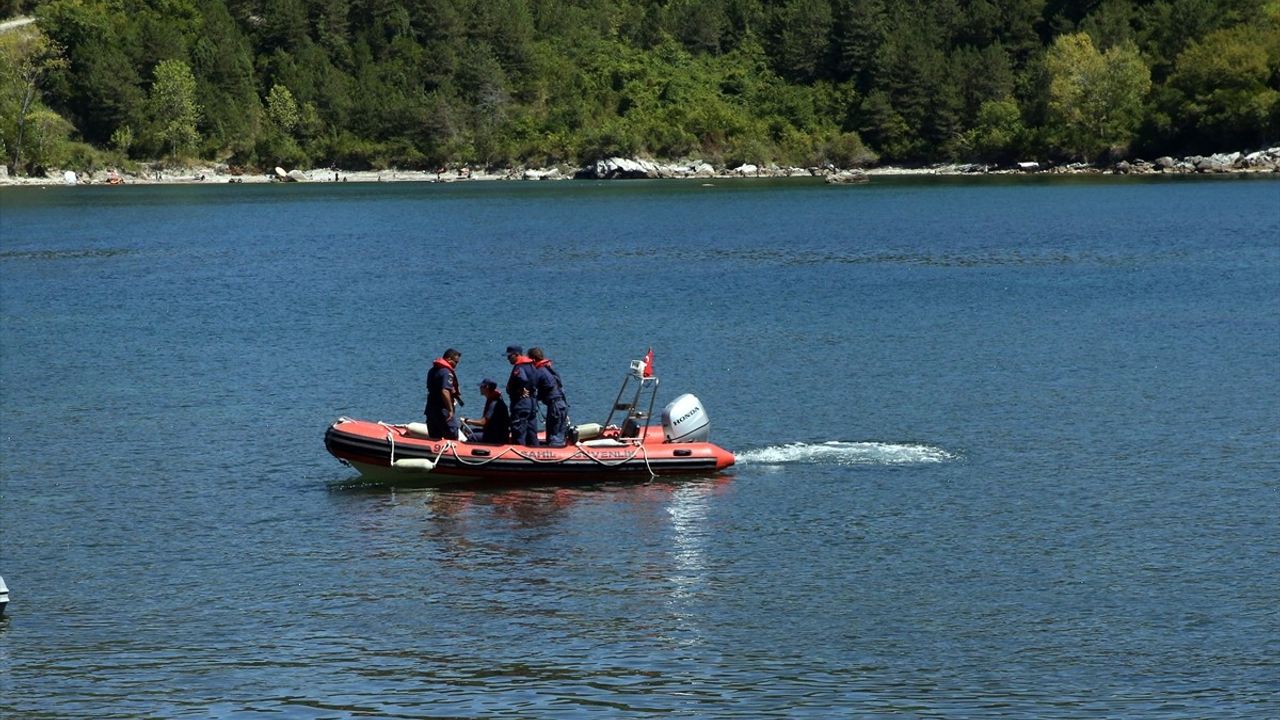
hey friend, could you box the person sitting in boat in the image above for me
[529,346,569,447]
[462,378,510,444]
[425,348,463,439]
[505,344,539,446]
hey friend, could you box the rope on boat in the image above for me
[446,444,523,466]
[445,439,656,478]
[373,421,657,477]
[641,443,656,478]
[381,423,451,472]
[431,441,451,466]
[444,444,594,467]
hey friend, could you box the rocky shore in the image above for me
[2,147,1276,187]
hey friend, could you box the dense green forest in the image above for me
[2,0,1278,174]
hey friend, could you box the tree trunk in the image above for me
[12,84,35,174]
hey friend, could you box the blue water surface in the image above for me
[1,175,1278,717]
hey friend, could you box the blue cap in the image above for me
[505,345,523,355]
[479,378,498,388]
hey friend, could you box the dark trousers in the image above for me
[426,407,459,440]
[543,399,568,447]
[509,397,539,446]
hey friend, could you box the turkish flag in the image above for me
[643,347,654,377]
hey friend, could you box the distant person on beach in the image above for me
[425,348,463,439]
[529,346,569,447]
[505,345,539,446]
[462,378,509,444]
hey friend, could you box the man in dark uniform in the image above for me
[462,378,509,444]
[424,348,462,439]
[505,344,539,446]
[529,346,569,447]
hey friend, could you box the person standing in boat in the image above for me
[529,347,569,447]
[462,378,510,444]
[425,348,463,439]
[505,344,539,446]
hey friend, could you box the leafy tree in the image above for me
[669,0,730,55]
[36,0,147,145]
[110,124,134,154]
[260,0,311,52]
[951,43,1015,123]
[191,0,261,157]
[858,89,912,159]
[1045,32,1150,160]
[313,0,354,67]
[266,83,301,133]
[831,0,886,91]
[137,9,191,70]
[957,97,1026,162]
[148,58,203,158]
[20,105,76,169]
[470,0,536,77]
[768,0,833,83]
[457,42,511,128]
[869,18,957,159]
[13,0,1279,170]
[1079,0,1136,50]
[823,130,877,166]
[1137,0,1262,77]
[1166,22,1280,150]
[0,26,69,174]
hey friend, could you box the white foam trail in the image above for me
[737,441,956,466]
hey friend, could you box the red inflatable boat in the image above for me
[325,359,735,485]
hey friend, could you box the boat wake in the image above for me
[736,441,956,466]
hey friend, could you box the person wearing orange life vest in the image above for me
[528,346,569,447]
[424,348,463,439]
[505,344,540,446]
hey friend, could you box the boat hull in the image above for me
[324,418,735,486]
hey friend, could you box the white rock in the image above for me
[691,162,715,177]
[593,157,660,179]
[523,168,562,180]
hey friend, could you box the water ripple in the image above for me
[0,247,133,261]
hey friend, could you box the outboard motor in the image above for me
[662,393,711,443]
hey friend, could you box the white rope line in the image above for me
[432,441,452,466]
[376,422,658,476]
[640,442,656,478]
[381,424,452,471]
[446,444,524,466]
[571,442,642,468]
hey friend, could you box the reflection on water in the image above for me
[667,483,711,601]
[662,483,714,649]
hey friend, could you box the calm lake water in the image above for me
[1,175,1277,717]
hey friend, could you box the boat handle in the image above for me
[673,449,692,457]
[471,449,491,456]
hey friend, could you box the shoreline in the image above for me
[2,148,1276,188]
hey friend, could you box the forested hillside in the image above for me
[2,0,1278,174]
